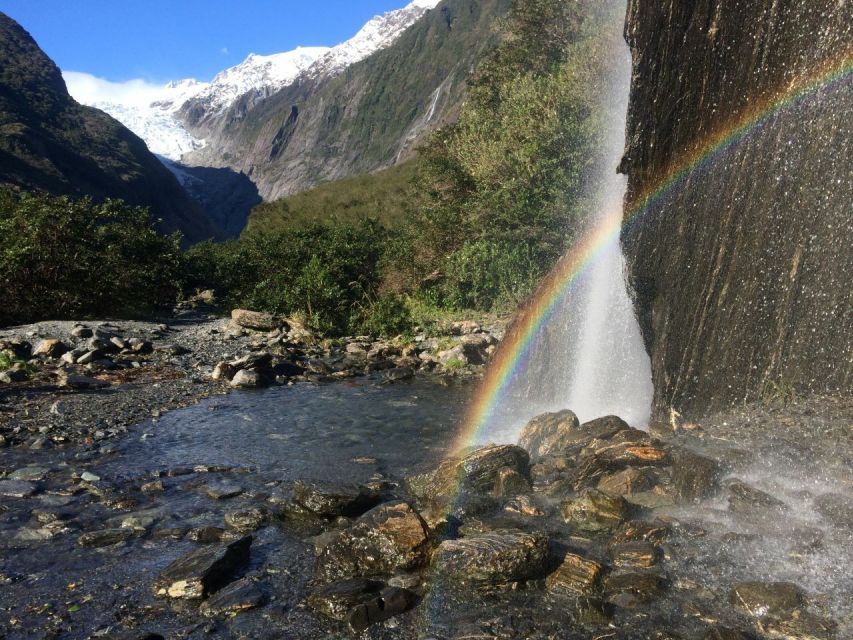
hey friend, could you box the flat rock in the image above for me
[204,482,244,500]
[78,528,138,547]
[153,536,252,599]
[317,501,430,580]
[9,466,49,482]
[58,372,109,390]
[560,489,632,533]
[432,530,550,585]
[727,480,787,513]
[292,480,380,519]
[608,541,660,568]
[518,410,580,461]
[730,581,805,619]
[545,552,603,595]
[604,572,667,608]
[199,577,266,617]
[0,479,38,498]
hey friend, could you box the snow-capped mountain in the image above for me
[306,0,441,78]
[65,0,441,163]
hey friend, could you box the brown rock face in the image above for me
[518,410,580,461]
[621,0,852,418]
[433,530,550,585]
[545,552,603,595]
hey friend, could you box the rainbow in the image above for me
[453,51,853,453]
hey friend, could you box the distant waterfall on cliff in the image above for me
[483,8,653,442]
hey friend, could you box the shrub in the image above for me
[0,189,184,326]
[352,294,412,337]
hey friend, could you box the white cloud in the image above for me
[62,71,166,108]
[220,47,230,55]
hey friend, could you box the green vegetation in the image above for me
[0,190,184,326]
[246,161,417,233]
[1,0,625,339]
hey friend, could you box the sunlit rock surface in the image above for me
[621,0,852,418]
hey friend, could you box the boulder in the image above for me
[199,577,266,617]
[153,536,252,599]
[224,507,268,533]
[727,480,787,514]
[545,552,603,595]
[212,362,236,381]
[608,542,660,568]
[813,493,853,529]
[231,309,280,331]
[518,410,580,461]
[317,501,430,580]
[560,490,632,533]
[671,449,721,503]
[597,467,659,497]
[229,369,264,389]
[292,480,380,519]
[406,444,530,503]
[729,581,805,619]
[33,339,70,358]
[432,530,550,585]
[493,466,532,498]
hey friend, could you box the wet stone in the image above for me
[729,581,805,619]
[608,541,660,568]
[560,489,632,533]
[0,479,38,498]
[432,530,550,585]
[317,501,430,580]
[199,577,267,617]
[545,552,603,595]
[813,493,853,529]
[597,467,659,497]
[727,480,787,513]
[292,479,380,519]
[672,449,721,503]
[517,409,580,461]
[703,627,753,640]
[9,466,49,482]
[78,528,139,547]
[758,609,837,640]
[347,586,418,633]
[604,572,667,608]
[308,578,384,621]
[153,536,252,599]
[225,507,268,532]
[204,481,244,500]
[186,526,226,543]
[493,466,532,497]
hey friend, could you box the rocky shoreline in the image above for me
[0,309,504,450]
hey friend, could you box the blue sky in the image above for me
[0,0,410,82]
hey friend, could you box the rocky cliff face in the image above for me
[0,13,219,243]
[183,0,510,201]
[620,0,851,419]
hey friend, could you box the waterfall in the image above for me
[481,7,653,442]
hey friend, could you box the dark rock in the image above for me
[813,493,853,529]
[153,536,252,599]
[608,542,660,568]
[0,369,29,383]
[597,467,659,497]
[612,519,671,545]
[758,610,837,640]
[432,530,550,585]
[604,572,667,608]
[9,466,48,481]
[71,325,94,339]
[292,479,380,519]
[560,489,632,533]
[58,372,109,390]
[727,480,787,513]
[230,369,264,388]
[347,586,418,633]
[224,507,268,532]
[406,444,530,503]
[729,581,805,619]
[493,466,532,497]
[384,367,414,383]
[0,479,38,497]
[308,579,384,621]
[185,527,226,543]
[545,552,603,595]
[672,449,721,502]
[199,577,266,617]
[518,410,580,461]
[78,528,138,547]
[317,501,430,580]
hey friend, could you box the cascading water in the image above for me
[481,7,652,442]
